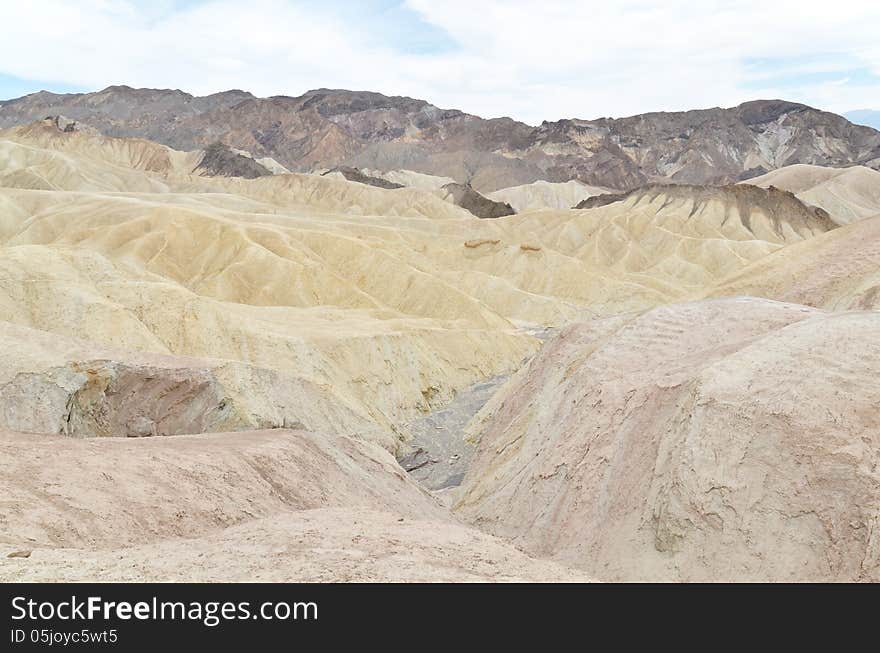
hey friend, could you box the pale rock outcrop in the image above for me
[0,428,445,550]
[1,507,592,582]
[707,215,880,311]
[745,164,880,225]
[0,321,381,440]
[488,179,612,212]
[456,298,880,582]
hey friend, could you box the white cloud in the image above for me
[404,0,880,119]
[1,0,879,122]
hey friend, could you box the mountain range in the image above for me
[2,86,879,192]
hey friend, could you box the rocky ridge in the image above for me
[3,88,878,191]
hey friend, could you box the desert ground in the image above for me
[0,113,878,582]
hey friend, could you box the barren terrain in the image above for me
[0,110,878,582]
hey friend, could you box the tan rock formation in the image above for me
[1,507,591,582]
[745,164,880,225]
[456,298,880,582]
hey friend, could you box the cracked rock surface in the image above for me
[455,298,880,582]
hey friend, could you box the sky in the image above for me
[1,0,879,125]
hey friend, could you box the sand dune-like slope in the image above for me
[0,122,475,216]
[488,180,612,212]
[0,124,471,220]
[0,244,529,445]
[0,125,841,440]
[1,119,201,184]
[455,298,880,582]
[2,507,591,582]
[443,183,834,316]
[707,215,880,310]
[363,168,456,190]
[0,166,534,442]
[184,171,474,220]
[746,164,880,225]
[0,428,445,550]
[0,124,847,444]
[0,122,836,327]
[0,428,589,582]
[0,138,177,193]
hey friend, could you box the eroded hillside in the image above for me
[0,118,877,582]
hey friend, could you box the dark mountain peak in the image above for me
[204,89,255,102]
[297,88,436,118]
[2,87,877,191]
[576,183,837,234]
[441,182,516,219]
[96,84,192,98]
[4,89,79,105]
[323,166,404,189]
[100,84,136,93]
[194,142,271,179]
[734,99,810,124]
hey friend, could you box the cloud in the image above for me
[1,0,879,122]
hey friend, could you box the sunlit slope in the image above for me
[1,507,591,582]
[0,425,592,581]
[437,184,834,316]
[745,164,880,225]
[0,242,533,441]
[1,125,837,319]
[706,214,880,310]
[0,119,201,190]
[0,320,392,442]
[455,298,880,582]
[0,427,448,550]
[487,179,612,212]
[0,180,833,329]
[0,138,178,192]
[178,172,475,219]
[0,124,843,445]
[0,190,507,325]
[363,168,455,190]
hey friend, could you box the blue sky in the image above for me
[1,0,879,124]
[845,110,880,130]
[0,73,89,99]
